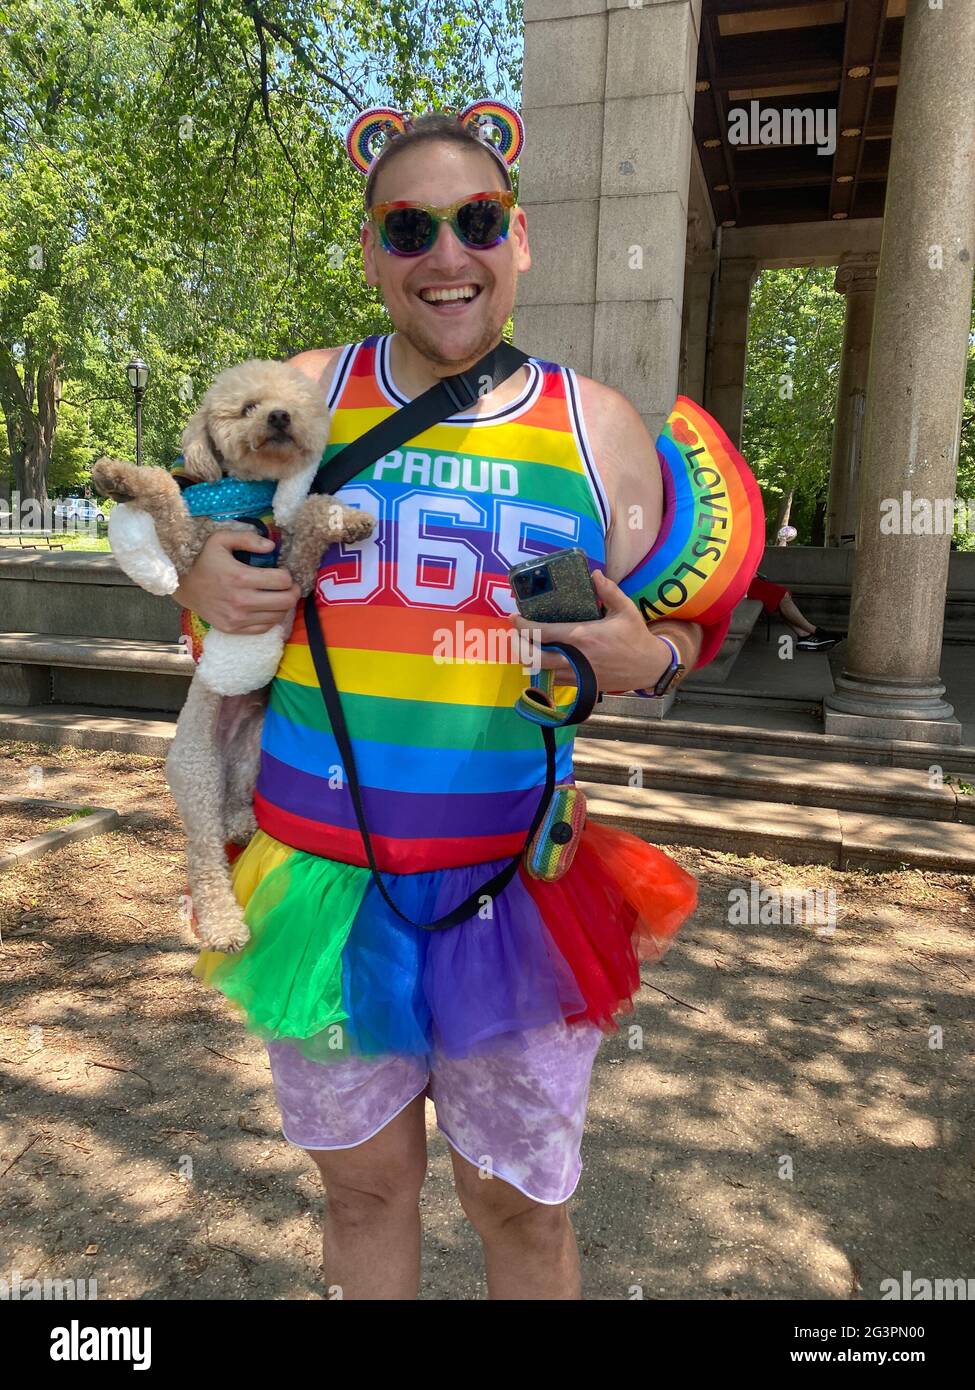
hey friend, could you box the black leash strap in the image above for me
[298,336,598,932]
[305,591,567,930]
[309,341,530,498]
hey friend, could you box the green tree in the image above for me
[741,267,846,543]
[742,267,975,548]
[0,0,523,503]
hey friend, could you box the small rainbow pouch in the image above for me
[515,647,596,882]
[524,784,588,881]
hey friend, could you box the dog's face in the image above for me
[180,360,331,483]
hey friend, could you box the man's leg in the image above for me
[778,593,817,635]
[305,1090,428,1300]
[265,1041,429,1300]
[449,1148,582,1299]
[429,1018,604,1300]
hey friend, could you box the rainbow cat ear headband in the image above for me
[345,99,525,175]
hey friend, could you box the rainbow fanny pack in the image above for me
[514,655,595,882]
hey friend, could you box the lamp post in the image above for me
[126,356,149,466]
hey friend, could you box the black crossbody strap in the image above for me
[299,337,585,933]
[309,341,530,497]
[304,591,557,931]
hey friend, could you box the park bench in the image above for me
[0,631,192,709]
[0,530,65,551]
[0,551,190,711]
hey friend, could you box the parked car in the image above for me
[53,497,106,525]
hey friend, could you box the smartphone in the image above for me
[509,547,602,623]
[232,515,281,568]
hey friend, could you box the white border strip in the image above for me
[563,366,611,537]
[326,341,359,410]
[375,334,543,425]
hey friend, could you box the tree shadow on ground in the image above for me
[1,822,971,1300]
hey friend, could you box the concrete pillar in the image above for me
[0,663,51,705]
[824,0,975,745]
[825,254,878,547]
[679,250,715,403]
[516,0,701,440]
[704,256,758,448]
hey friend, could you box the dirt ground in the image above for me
[1,741,972,1301]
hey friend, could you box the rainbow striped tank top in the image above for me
[253,334,609,873]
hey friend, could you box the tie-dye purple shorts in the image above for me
[265,1018,604,1205]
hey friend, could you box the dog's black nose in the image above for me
[267,409,291,431]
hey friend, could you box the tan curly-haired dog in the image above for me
[93,361,375,953]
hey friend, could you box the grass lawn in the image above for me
[52,532,112,552]
[0,530,112,553]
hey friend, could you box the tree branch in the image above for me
[243,1,362,107]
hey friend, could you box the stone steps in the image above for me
[578,781,975,873]
[585,700,975,776]
[0,633,192,712]
[3,702,975,872]
[574,736,975,823]
[678,687,826,712]
[0,702,178,756]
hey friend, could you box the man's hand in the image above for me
[509,569,684,692]
[170,530,301,634]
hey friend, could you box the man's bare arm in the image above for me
[169,347,343,631]
[579,376,704,676]
[509,378,702,691]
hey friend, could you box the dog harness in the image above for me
[168,465,283,660]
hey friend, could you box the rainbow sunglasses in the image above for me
[368,190,516,257]
[349,100,524,257]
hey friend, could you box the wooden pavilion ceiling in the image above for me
[695,0,905,227]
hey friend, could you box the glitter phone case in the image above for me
[509,547,602,624]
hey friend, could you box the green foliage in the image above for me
[50,808,97,826]
[955,297,975,550]
[0,0,524,491]
[743,267,975,547]
[741,267,846,543]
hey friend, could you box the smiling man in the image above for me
[171,109,748,1301]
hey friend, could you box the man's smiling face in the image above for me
[361,140,531,369]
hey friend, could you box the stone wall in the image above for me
[0,551,181,642]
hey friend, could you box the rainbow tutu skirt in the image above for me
[192,820,698,1063]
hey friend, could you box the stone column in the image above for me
[825,254,878,547]
[823,0,975,745]
[704,256,758,448]
[679,249,716,403]
[517,0,702,441]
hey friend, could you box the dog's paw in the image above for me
[341,506,377,543]
[224,806,257,845]
[91,457,139,502]
[199,918,251,954]
[300,494,375,543]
